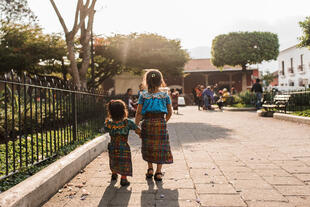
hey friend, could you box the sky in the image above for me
[28,0,310,72]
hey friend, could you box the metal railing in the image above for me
[0,71,106,179]
[263,89,310,113]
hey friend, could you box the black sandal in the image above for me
[154,172,163,182]
[120,178,130,186]
[146,168,154,179]
[111,173,118,181]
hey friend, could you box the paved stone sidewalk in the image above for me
[43,106,310,207]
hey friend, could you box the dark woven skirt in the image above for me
[141,117,173,164]
[108,136,132,176]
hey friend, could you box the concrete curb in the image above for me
[0,134,110,207]
[273,113,310,125]
[223,107,257,112]
[257,110,274,117]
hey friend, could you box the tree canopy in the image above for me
[299,17,310,49]
[87,33,189,89]
[108,33,189,75]
[0,0,36,23]
[211,31,279,70]
[0,22,66,75]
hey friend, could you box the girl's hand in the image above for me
[135,128,141,138]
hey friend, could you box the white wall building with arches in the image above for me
[278,45,310,90]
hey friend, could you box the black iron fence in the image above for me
[0,71,106,179]
[263,89,310,113]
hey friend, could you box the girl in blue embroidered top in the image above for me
[104,100,141,186]
[135,69,173,182]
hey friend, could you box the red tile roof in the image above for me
[184,58,243,72]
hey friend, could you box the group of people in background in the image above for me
[192,84,234,111]
[124,84,183,117]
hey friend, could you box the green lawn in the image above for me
[292,109,310,118]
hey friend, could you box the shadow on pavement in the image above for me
[98,181,131,207]
[169,122,233,144]
[154,181,179,207]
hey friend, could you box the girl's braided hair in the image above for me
[143,69,166,92]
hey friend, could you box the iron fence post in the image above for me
[72,92,78,141]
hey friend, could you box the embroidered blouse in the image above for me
[138,91,171,115]
[104,119,137,137]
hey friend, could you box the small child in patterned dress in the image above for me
[135,69,173,182]
[104,100,141,186]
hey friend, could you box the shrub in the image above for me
[235,91,256,105]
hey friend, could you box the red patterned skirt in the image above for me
[141,114,173,164]
[108,135,132,176]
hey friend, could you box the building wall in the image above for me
[278,46,310,89]
[184,71,255,94]
[113,72,143,95]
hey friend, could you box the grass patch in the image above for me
[292,109,310,118]
[0,132,101,192]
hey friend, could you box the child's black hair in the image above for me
[143,69,166,92]
[106,99,128,121]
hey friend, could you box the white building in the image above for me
[278,45,310,90]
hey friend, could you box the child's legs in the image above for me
[148,162,153,170]
[156,164,162,173]
[146,162,162,174]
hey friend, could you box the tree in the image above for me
[87,33,189,89]
[261,71,276,89]
[107,33,189,76]
[87,37,125,89]
[50,0,97,89]
[0,22,66,76]
[298,17,310,49]
[0,0,37,23]
[211,31,279,91]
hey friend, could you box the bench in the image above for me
[262,94,291,113]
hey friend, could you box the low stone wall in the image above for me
[0,134,109,207]
[223,107,257,112]
[273,113,310,125]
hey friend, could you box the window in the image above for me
[289,81,294,86]
[289,58,294,73]
[299,54,304,71]
[281,61,285,75]
[290,58,293,68]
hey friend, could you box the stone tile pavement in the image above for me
[43,106,310,207]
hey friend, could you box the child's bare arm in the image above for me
[135,104,143,125]
[166,104,172,122]
[135,128,141,138]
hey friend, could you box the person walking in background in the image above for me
[135,69,173,182]
[104,100,141,186]
[202,86,214,110]
[217,90,224,110]
[251,78,263,109]
[171,89,179,114]
[231,87,237,95]
[197,85,204,110]
[138,83,146,97]
[192,85,199,105]
[124,88,136,117]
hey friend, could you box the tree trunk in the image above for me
[241,65,247,92]
[61,57,67,81]
[67,40,81,88]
